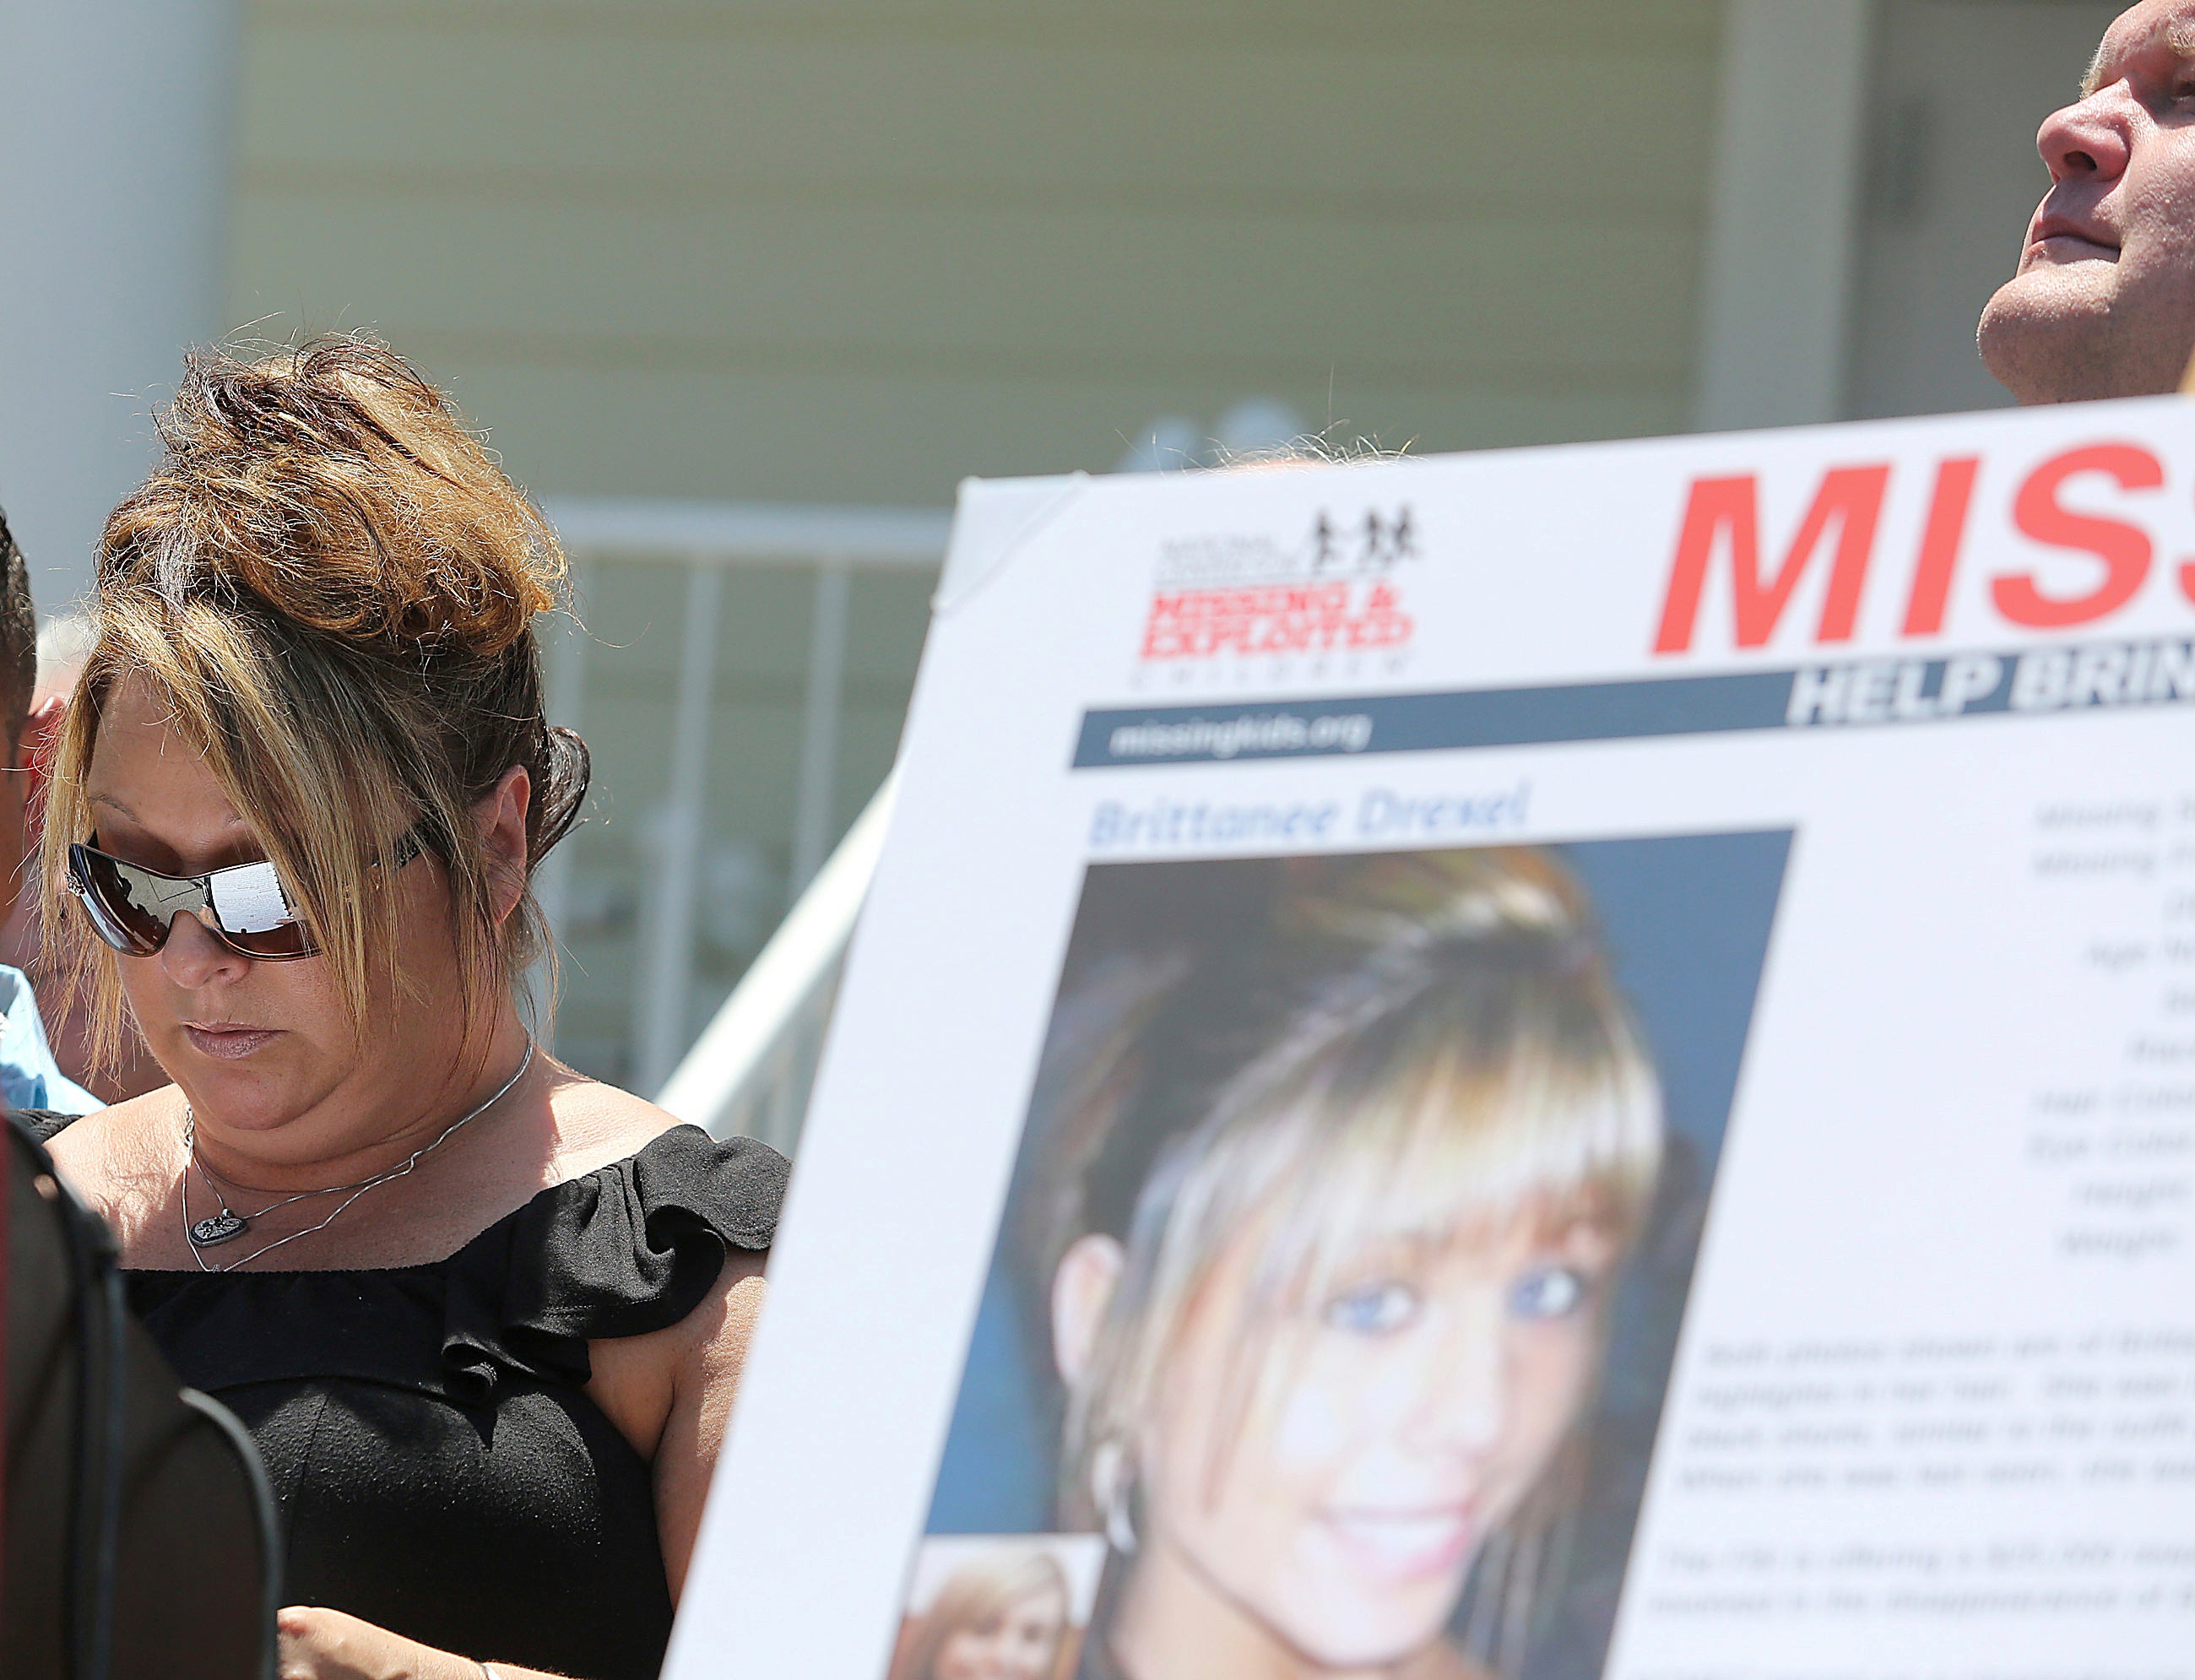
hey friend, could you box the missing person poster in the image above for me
[667,398,2195,1680]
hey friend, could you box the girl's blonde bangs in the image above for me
[1269,1028,1663,1273]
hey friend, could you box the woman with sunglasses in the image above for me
[35,339,784,1680]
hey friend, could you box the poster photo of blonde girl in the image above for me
[887,1537,1106,1680]
[901,836,1791,1680]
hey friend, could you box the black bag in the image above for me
[3,1112,279,1679]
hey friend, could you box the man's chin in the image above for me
[1977,268,2133,404]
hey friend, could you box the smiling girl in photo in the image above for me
[1031,848,1664,1680]
[891,1547,1076,1680]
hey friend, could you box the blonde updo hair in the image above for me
[41,335,589,1070]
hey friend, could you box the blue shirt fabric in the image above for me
[0,963,100,1114]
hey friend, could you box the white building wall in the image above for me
[0,0,241,615]
[1694,0,1878,431]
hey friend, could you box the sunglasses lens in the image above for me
[70,845,319,960]
[206,860,314,956]
[217,922,317,959]
[70,846,171,956]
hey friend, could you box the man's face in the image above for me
[1981,1,2195,403]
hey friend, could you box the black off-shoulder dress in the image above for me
[41,1119,786,1680]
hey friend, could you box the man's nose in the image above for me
[2037,89,2133,186]
[157,909,252,988]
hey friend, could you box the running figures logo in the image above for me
[1138,507,1418,678]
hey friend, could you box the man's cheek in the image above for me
[2133,151,2195,236]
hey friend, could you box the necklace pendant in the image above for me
[189,1211,250,1247]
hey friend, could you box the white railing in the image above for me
[537,499,946,1118]
[655,772,894,1151]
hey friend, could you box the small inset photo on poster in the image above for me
[899,832,1793,1680]
[888,1534,1108,1680]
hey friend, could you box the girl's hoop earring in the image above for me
[1092,1439,1140,1555]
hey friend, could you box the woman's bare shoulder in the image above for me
[543,1065,694,1182]
[42,1087,179,1168]
[41,1087,182,1223]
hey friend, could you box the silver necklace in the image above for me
[181,1038,536,1273]
[188,1152,353,1233]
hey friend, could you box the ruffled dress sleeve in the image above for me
[436,1125,788,1401]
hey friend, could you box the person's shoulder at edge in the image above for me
[0,963,100,1114]
[536,1073,785,1255]
[532,1062,750,1190]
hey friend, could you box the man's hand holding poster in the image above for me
[669,397,2195,1680]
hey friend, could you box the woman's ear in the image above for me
[475,765,532,924]
[1051,1234,1125,1386]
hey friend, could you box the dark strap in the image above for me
[5,1110,281,1680]
[8,1108,126,1680]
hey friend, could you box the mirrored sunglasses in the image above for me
[66,831,420,962]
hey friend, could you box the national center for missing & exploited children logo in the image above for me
[1135,506,1418,685]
